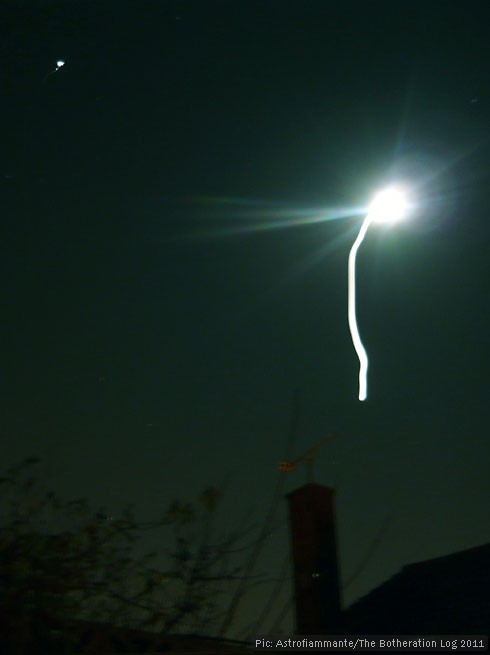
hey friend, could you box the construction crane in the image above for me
[279,433,338,481]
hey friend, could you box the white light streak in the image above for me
[348,216,371,401]
[347,185,410,401]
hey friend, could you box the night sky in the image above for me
[1,0,489,636]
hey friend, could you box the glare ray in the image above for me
[177,196,364,241]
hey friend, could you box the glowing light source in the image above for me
[42,60,66,83]
[348,186,410,401]
[367,187,409,223]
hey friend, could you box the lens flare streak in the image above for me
[187,197,364,239]
[348,216,372,401]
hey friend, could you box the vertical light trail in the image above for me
[348,216,372,401]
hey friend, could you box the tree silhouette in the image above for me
[0,457,250,651]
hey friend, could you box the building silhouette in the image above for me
[287,483,489,635]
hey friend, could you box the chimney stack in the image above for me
[286,483,341,634]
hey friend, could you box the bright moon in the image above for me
[367,187,409,223]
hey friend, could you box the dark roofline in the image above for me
[402,541,490,572]
[342,542,490,634]
[348,541,490,611]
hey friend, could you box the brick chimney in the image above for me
[286,483,341,634]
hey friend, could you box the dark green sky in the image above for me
[1,0,489,634]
